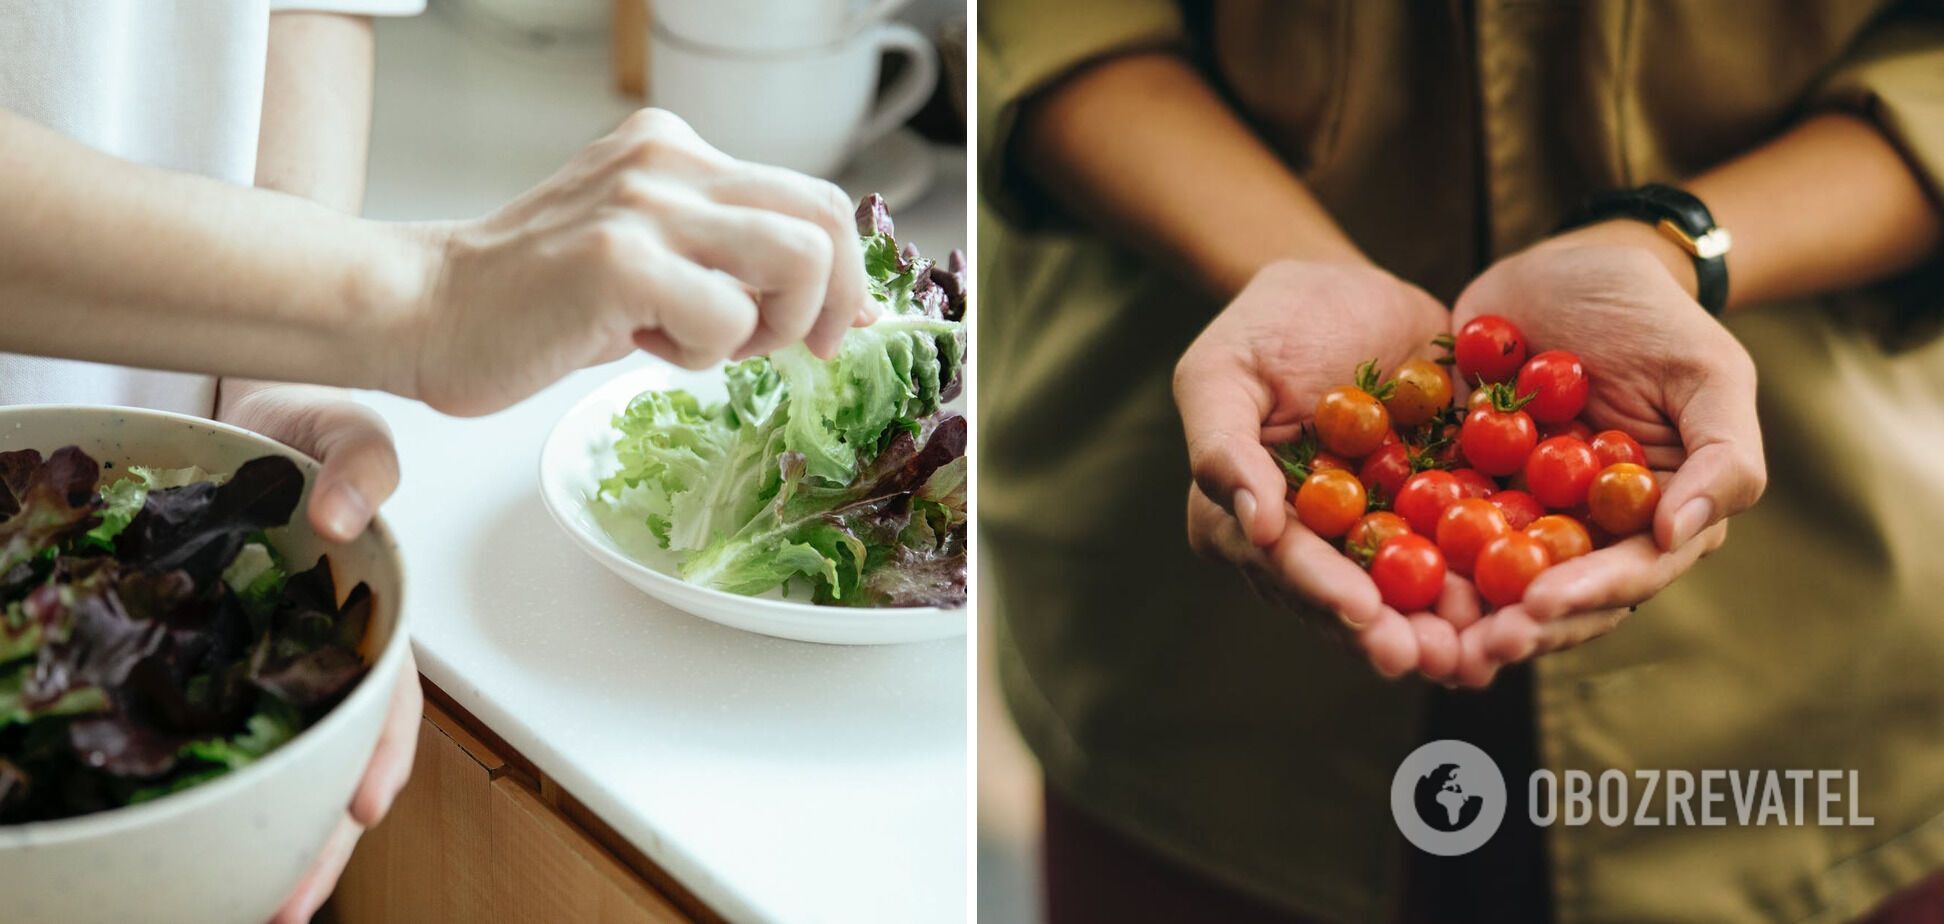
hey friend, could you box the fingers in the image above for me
[664,204,833,358]
[1174,354,1285,546]
[1437,572,1483,630]
[1452,621,1500,688]
[708,166,873,358]
[1358,612,1420,679]
[1519,524,1725,621]
[271,814,363,924]
[1409,614,1459,682]
[1267,524,1387,630]
[305,404,401,544]
[622,244,760,368]
[350,657,422,827]
[1657,360,1766,550]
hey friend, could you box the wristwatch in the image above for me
[1562,184,1731,315]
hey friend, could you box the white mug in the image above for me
[654,0,910,53]
[647,19,938,178]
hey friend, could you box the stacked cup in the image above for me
[647,0,939,179]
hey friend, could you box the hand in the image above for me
[398,108,874,417]
[1446,224,1766,685]
[1175,261,1477,680]
[215,384,425,923]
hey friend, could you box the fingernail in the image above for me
[1233,489,1258,538]
[1670,497,1714,548]
[319,482,371,542]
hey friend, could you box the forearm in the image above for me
[1016,52,1364,298]
[1565,113,1943,312]
[224,12,381,415]
[0,108,428,394]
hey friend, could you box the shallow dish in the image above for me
[539,364,967,645]
[0,406,409,924]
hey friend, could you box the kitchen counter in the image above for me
[356,12,967,924]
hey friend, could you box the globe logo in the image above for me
[1391,740,1507,855]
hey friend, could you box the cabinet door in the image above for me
[328,700,690,923]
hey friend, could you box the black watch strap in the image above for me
[1562,184,1731,315]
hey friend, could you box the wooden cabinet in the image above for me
[325,680,714,923]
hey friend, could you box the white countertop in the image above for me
[358,12,967,924]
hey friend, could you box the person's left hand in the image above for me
[215,383,424,924]
[1441,224,1767,686]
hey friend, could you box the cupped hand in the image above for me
[216,384,425,924]
[400,108,875,417]
[1174,260,1477,680]
[1445,225,1766,685]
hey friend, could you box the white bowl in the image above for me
[0,406,409,924]
[539,364,966,645]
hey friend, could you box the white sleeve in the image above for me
[270,0,425,14]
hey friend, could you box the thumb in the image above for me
[1655,360,1765,551]
[305,405,402,544]
[1173,353,1286,546]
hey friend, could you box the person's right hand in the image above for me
[398,109,875,417]
[1175,260,1476,680]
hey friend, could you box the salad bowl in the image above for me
[539,363,967,645]
[0,405,409,924]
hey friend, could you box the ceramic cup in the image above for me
[647,16,938,178]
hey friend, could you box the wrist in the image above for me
[1546,219,1699,299]
[358,220,455,401]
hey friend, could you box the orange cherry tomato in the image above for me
[1295,468,1368,538]
[1315,385,1390,458]
[1435,497,1511,577]
[1525,515,1592,563]
[1345,510,1412,564]
[1474,532,1552,607]
[1384,359,1453,428]
[1587,462,1660,536]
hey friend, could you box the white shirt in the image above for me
[0,0,422,414]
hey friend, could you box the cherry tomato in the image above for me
[1524,436,1599,509]
[1460,387,1537,477]
[1436,498,1511,577]
[1539,419,1593,442]
[1474,533,1552,607]
[1454,315,1528,384]
[1294,468,1367,538]
[1451,468,1497,499]
[1315,385,1390,458]
[1589,429,1647,468]
[1358,443,1414,501]
[1516,350,1589,424]
[1394,470,1465,536]
[1525,515,1592,563]
[1384,359,1453,428]
[1345,511,1413,565]
[1468,388,1493,413]
[1586,462,1660,536]
[1488,489,1543,530]
[1371,534,1446,612]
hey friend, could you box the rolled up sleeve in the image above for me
[978,0,1184,226]
[1811,14,1944,207]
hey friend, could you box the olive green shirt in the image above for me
[979,2,1944,921]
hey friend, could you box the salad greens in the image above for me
[600,195,968,607]
[0,448,370,823]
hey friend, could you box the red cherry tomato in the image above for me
[1451,468,1497,499]
[1488,489,1543,530]
[1516,350,1589,424]
[1526,515,1592,563]
[1295,468,1367,538]
[1394,470,1465,536]
[1371,534,1446,612]
[1345,511,1412,564]
[1589,429,1647,468]
[1474,533,1552,607]
[1454,315,1528,384]
[1524,436,1599,509]
[1384,359,1454,428]
[1461,404,1537,476]
[1587,462,1660,536]
[1436,498,1512,577]
[1539,419,1593,442]
[1358,443,1415,501]
[1314,385,1390,459]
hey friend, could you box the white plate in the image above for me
[539,363,967,645]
